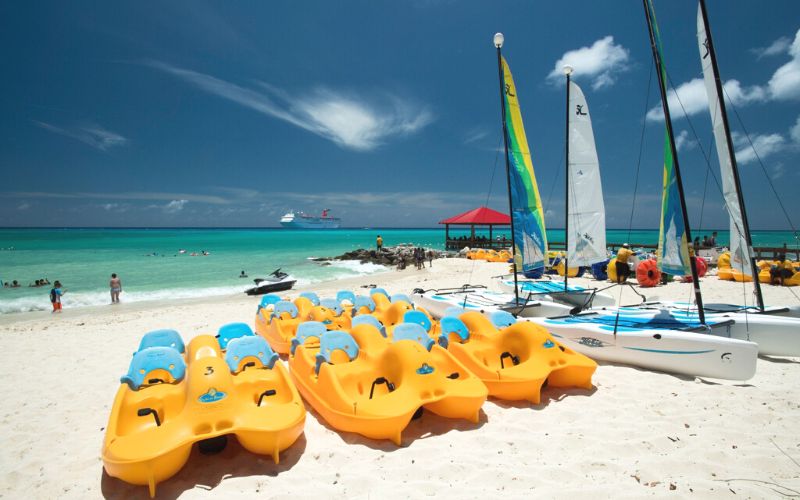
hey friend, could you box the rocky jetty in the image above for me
[315,244,452,268]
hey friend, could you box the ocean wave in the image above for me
[325,260,388,275]
[0,264,384,314]
[0,284,252,314]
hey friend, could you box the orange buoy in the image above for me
[694,256,708,277]
[682,256,709,283]
[636,259,661,287]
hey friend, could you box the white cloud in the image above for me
[148,61,433,151]
[733,131,786,165]
[752,36,792,59]
[17,202,30,211]
[547,36,630,90]
[791,115,800,144]
[767,29,800,100]
[646,78,766,122]
[675,130,696,152]
[164,200,188,213]
[650,29,800,123]
[771,162,786,180]
[33,121,127,151]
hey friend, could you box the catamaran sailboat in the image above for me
[525,1,759,379]
[639,0,800,356]
[414,39,576,319]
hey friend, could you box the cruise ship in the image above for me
[279,209,341,229]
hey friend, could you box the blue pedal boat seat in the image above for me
[121,347,186,390]
[225,336,279,373]
[393,323,435,351]
[217,322,256,350]
[291,321,327,355]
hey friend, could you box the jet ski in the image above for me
[245,268,296,296]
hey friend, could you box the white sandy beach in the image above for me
[1,257,799,498]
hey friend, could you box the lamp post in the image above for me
[494,32,519,301]
[563,64,573,291]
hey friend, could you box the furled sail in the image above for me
[696,5,752,275]
[501,57,548,273]
[647,1,692,277]
[567,81,607,266]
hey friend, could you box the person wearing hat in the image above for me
[615,243,633,284]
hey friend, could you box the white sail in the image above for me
[567,81,607,267]
[697,5,752,275]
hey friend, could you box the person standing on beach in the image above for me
[110,273,122,304]
[428,249,434,267]
[50,280,65,313]
[376,235,383,252]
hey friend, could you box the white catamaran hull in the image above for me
[497,278,616,307]
[412,289,574,320]
[641,302,800,357]
[527,309,758,380]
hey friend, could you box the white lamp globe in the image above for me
[493,33,504,48]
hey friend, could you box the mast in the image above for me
[643,0,706,324]
[698,0,765,311]
[564,66,573,291]
[494,32,519,302]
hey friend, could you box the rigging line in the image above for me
[615,56,655,338]
[663,69,750,258]
[665,70,800,307]
[627,57,654,243]
[664,68,754,312]
[466,134,504,288]
[545,148,564,221]
[722,85,799,243]
[697,168,710,235]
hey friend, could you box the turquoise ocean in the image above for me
[1,228,797,314]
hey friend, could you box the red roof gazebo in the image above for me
[439,206,511,250]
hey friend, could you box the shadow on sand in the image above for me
[100,433,306,499]
[303,400,488,451]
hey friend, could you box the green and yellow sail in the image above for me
[501,57,548,274]
[645,0,692,276]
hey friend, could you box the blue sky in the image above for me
[1,0,799,229]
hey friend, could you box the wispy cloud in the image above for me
[33,121,128,151]
[4,191,229,204]
[547,36,630,90]
[17,202,30,211]
[146,61,434,151]
[675,130,696,152]
[463,127,490,145]
[752,36,792,59]
[732,131,786,165]
[646,78,766,122]
[163,200,188,213]
[767,29,800,101]
[791,115,800,144]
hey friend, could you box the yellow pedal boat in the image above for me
[102,325,305,497]
[434,311,596,403]
[289,321,487,445]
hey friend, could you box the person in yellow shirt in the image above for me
[376,235,383,252]
[615,243,633,283]
[770,254,795,286]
